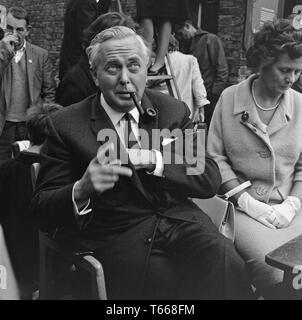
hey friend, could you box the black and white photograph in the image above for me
[0,0,302,307]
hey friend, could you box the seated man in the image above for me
[31,26,253,300]
[0,7,56,161]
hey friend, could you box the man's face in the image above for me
[176,23,196,42]
[95,36,148,113]
[5,13,28,50]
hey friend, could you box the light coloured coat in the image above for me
[207,74,302,291]
[208,74,302,204]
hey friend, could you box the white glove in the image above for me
[237,192,276,229]
[266,196,301,229]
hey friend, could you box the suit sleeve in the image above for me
[31,116,88,232]
[41,50,56,103]
[159,102,222,199]
[0,40,13,79]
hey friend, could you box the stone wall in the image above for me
[1,0,248,83]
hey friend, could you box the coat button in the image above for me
[256,186,267,196]
[258,150,271,158]
[144,237,152,245]
[241,111,249,122]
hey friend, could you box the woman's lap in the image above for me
[234,210,302,289]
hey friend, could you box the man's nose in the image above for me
[119,67,130,85]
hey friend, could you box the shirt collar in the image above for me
[100,94,140,126]
[16,40,26,54]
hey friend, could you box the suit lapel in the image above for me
[139,93,159,150]
[90,94,155,206]
[25,44,34,104]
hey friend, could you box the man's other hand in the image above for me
[127,148,156,171]
[75,143,132,202]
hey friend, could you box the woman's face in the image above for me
[260,52,302,96]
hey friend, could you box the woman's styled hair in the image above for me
[26,103,63,146]
[247,19,302,72]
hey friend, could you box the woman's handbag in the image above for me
[192,196,235,241]
[192,181,252,242]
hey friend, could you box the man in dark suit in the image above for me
[32,26,253,300]
[59,0,111,80]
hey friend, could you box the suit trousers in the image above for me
[0,121,28,162]
[93,214,254,300]
[143,217,254,300]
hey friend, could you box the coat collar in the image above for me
[233,74,294,135]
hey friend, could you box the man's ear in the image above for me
[25,24,31,37]
[90,68,99,86]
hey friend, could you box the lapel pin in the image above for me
[28,59,33,64]
[241,111,249,122]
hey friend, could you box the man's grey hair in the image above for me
[86,26,150,72]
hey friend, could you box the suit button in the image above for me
[144,237,152,245]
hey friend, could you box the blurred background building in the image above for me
[1,0,302,85]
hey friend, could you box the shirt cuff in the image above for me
[72,181,92,216]
[147,149,164,177]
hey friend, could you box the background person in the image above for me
[207,19,302,298]
[136,0,189,75]
[0,102,62,299]
[176,21,228,128]
[0,6,56,162]
[58,0,111,80]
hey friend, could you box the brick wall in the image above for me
[1,0,248,83]
[218,0,247,84]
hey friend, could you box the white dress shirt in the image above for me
[73,94,164,215]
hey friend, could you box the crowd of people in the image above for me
[1,0,302,300]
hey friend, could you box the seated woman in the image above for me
[207,19,302,298]
[0,103,62,299]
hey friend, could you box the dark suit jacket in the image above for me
[189,29,229,99]
[31,89,221,298]
[56,55,97,106]
[59,0,111,80]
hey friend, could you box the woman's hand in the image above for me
[238,192,276,229]
[192,107,205,124]
[266,196,301,229]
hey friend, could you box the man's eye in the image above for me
[128,63,140,72]
[6,25,13,31]
[16,28,24,33]
[107,65,119,73]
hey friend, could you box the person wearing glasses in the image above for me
[0,7,56,162]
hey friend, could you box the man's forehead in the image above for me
[7,13,27,27]
[100,37,146,60]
